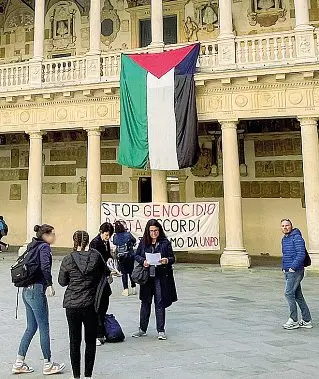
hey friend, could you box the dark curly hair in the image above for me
[73,230,90,251]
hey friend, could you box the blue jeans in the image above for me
[18,284,51,360]
[284,270,311,322]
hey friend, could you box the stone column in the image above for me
[26,131,43,243]
[87,0,101,81]
[30,0,45,86]
[219,121,250,269]
[218,0,235,67]
[150,0,164,49]
[294,0,311,30]
[293,0,315,60]
[152,170,167,202]
[299,117,319,270]
[86,127,102,240]
[33,0,45,59]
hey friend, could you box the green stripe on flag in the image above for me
[118,55,148,169]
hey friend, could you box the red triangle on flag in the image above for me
[128,44,198,79]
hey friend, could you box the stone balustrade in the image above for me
[0,29,318,93]
[0,61,30,88]
[42,56,87,85]
[235,31,296,67]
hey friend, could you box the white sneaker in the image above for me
[283,318,300,330]
[131,287,137,295]
[158,332,167,340]
[43,361,65,375]
[122,289,129,296]
[299,320,313,329]
[96,338,103,346]
[12,362,34,374]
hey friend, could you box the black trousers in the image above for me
[97,296,110,339]
[140,277,165,333]
[66,306,97,378]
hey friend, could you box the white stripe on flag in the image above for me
[147,69,179,170]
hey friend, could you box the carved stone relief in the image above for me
[10,184,21,200]
[126,0,174,7]
[44,164,77,176]
[198,1,218,32]
[254,138,302,157]
[46,1,79,52]
[101,0,120,48]
[191,147,212,177]
[0,156,11,168]
[195,180,302,199]
[247,0,286,27]
[191,0,218,41]
[255,160,303,178]
[77,176,87,203]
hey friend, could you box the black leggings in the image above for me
[66,306,97,378]
[97,295,110,339]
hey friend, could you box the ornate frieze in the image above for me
[254,138,302,157]
[255,160,303,178]
[195,180,303,199]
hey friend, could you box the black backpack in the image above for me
[3,221,8,235]
[115,243,131,262]
[11,244,43,287]
[304,249,311,267]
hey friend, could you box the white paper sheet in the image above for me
[145,252,162,266]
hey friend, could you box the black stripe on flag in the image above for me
[174,74,199,169]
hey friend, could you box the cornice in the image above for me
[0,96,119,110]
[199,80,319,94]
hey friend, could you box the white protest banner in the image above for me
[101,202,219,251]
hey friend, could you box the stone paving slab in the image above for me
[0,256,319,379]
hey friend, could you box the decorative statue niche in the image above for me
[200,1,218,31]
[248,0,286,27]
[192,0,218,41]
[47,1,79,52]
[101,0,120,48]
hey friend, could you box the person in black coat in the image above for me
[89,222,114,345]
[132,219,177,341]
[58,230,108,379]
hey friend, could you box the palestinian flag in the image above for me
[118,44,200,170]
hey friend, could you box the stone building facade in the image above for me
[0,0,319,269]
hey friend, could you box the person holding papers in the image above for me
[132,219,177,341]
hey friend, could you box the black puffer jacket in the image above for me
[58,249,106,308]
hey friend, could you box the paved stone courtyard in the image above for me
[1,254,319,379]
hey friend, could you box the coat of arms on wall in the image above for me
[46,1,79,51]
[248,0,286,27]
[191,0,219,41]
[199,1,218,32]
[101,0,120,48]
